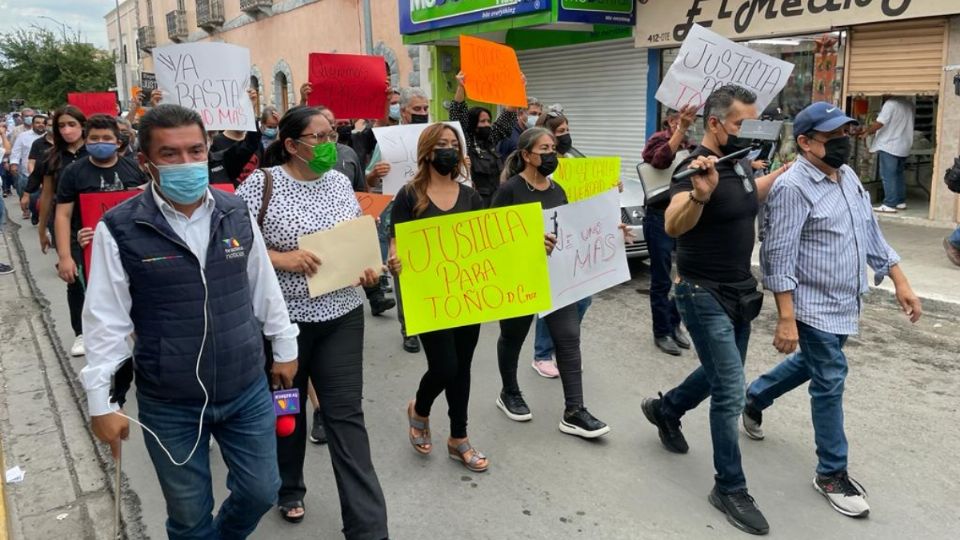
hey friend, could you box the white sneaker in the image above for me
[895,203,907,210]
[873,204,898,213]
[70,335,85,357]
[814,472,870,518]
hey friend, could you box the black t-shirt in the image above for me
[210,133,263,184]
[28,136,53,161]
[56,155,148,244]
[669,146,759,283]
[25,137,54,193]
[490,174,568,211]
[390,182,483,236]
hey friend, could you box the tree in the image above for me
[0,26,116,111]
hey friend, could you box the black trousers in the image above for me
[414,324,482,439]
[67,245,85,336]
[278,307,388,540]
[497,303,584,411]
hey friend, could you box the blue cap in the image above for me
[793,102,858,137]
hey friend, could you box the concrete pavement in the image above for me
[2,194,959,539]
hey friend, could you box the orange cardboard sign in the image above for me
[459,35,526,108]
[355,192,393,218]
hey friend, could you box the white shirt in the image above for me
[869,98,915,157]
[10,129,40,171]
[80,186,299,416]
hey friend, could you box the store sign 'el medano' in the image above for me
[636,0,956,48]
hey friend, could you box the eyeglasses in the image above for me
[300,131,337,143]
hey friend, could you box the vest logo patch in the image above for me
[222,238,245,260]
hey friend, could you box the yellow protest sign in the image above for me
[553,157,622,203]
[395,203,552,335]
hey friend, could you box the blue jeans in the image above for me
[878,150,906,207]
[137,377,280,540]
[661,281,751,493]
[533,296,592,360]
[643,210,681,338]
[15,172,28,199]
[747,321,849,476]
[949,226,960,249]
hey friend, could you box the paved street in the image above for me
[2,195,959,539]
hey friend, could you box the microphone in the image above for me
[273,388,300,437]
[672,145,758,182]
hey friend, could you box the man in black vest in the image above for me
[81,104,299,539]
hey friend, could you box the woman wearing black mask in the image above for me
[449,71,518,206]
[490,127,611,439]
[537,105,583,158]
[389,123,490,472]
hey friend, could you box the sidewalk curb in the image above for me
[1,437,9,540]
[4,217,146,539]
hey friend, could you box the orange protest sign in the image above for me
[459,35,526,108]
[355,192,393,218]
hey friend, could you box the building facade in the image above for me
[636,0,960,224]
[116,0,416,115]
[104,0,142,106]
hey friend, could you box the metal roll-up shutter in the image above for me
[518,38,647,180]
[845,19,947,96]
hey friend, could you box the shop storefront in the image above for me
[636,0,959,222]
[399,1,644,179]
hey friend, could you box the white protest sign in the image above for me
[655,24,794,115]
[541,189,630,316]
[373,122,467,195]
[155,43,256,131]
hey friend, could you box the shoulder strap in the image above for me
[256,168,273,229]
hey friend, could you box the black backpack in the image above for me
[945,157,960,194]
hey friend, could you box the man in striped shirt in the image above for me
[743,102,922,519]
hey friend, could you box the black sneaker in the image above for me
[402,335,420,353]
[368,293,396,316]
[496,390,532,422]
[0,263,14,275]
[673,326,692,349]
[708,486,770,535]
[741,403,764,440]
[309,409,327,445]
[641,393,688,454]
[559,407,610,439]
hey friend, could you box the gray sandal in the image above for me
[407,400,431,454]
[448,441,489,473]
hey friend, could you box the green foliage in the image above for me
[0,26,116,111]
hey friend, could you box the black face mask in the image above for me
[717,122,753,156]
[431,148,460,176]
[410,113,429,124]
[475,126,492,140]
[819,135,851,169]
[535,152,559,176]
[556,133,573,155]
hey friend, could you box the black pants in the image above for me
[392,270,407,337]
[278,307,388,540]
[642,210,681,338]
[497,303,584,411]
[414,324,481,438]
[67,246,85,336]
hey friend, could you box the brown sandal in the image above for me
[447,440,489,473]
[407,400,432,455]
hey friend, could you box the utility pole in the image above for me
[114,0,129,112]
[362,0,373,54]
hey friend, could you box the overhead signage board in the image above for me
[635,0,958,48]
[558,0,635,25]
[399,0,552,34]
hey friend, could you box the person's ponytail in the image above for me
[262,139,285,167]
[500,150,525,183]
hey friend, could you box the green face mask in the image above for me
[296,140,338,175]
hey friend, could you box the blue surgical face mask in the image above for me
[526,114,539,129]
[86,142,118,161]
[22,116,33,126]
[388,103,401,121]
[262,127,278,139]
[150,161,210,204]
